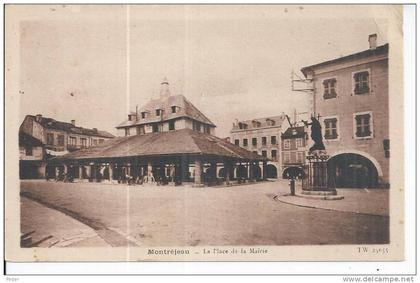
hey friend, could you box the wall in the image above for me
[312,58,389,184]
[19,146,44,160]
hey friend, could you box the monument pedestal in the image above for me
[303,150,337,194]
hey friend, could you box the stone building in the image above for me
[280,125,309,179]
[116,78,216,137]
[19,132,45,179]
[300,34,389,188]
[51,80,267,186]
[19,115,114,178]
[230,114,285,179]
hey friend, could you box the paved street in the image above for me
[20,180,389,247]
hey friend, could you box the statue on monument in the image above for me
[302,116,326,154]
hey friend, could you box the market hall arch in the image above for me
[327,151,381,188]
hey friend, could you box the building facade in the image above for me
[300,34,389,188]
[116,79,216,137]
[19,115,114,178]
[230,114,285,179]
[280,125,308,179]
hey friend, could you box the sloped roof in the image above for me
[19,131,44,147]
[116,95,215,128]
[231,114,285,132]
[281,126,306,139]
[28,115,114,138]
[301,44,389,77]
[54,129,266,161]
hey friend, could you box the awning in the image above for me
[46,149,69,156]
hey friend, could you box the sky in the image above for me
[17,5,392,138]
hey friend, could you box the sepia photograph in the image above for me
[4,4,408,264]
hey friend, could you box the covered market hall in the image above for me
[49,129,269,186]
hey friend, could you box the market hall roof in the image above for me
[25,115,115,139]
[116,94,216,129]
[54,129,267,162]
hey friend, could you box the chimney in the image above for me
[160,77,171,98]
[35,114,42,122]
[368,34,377,50]
[71,119,76,126]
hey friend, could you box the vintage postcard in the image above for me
[5,4,405,262]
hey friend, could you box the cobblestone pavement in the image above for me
[20,180,389,247]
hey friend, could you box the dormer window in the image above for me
[238,122,248,130]
[141,112,147,119]
[171,106,177,113]
[252,120,261,128]
[156,109,162,116]
[266,119,275,126]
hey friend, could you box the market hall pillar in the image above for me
[194,159,204,187]
[108,163,114,182]
[79,165,83,181]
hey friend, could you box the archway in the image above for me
[266,164,278,179]
[282,166,305,179]
[327,153,379,188]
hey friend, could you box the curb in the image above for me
[273,195,389,218]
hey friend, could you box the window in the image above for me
[252,137,257,146]
[252,120,261,128]
[156,109,162,116]
[284,139,291,149]
[296,138,303,147]
[271,136,277,145]
[69,136,76,146]
[25,146,33,156]
[243,139,248,147]
[324,118,338,140]
[234,139,239,146]
[169,121,175,131]
[193,121,201,132]
[46,133,54,145]
[136,125,145,135]
[238,122,248,130]
[354,112,373,138]
[57,135,64,146]
[353,71,370,95]
[204,125,210,134]
[92,139,98,146]
[323,78,337,99]
[252,151,258,155]
[297,152,304,163]
[261,150,267,157]
[271,150,278,161]
[171,106,177,113]
[152,124,159,133]
[262,137,267,146]
[125,128,130,136]
[141,112,147,119]
[266,119,275,126]
[80,138,87,148]
[99,139,104,144]
[383,139,390,158]
[283,152,290,163]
